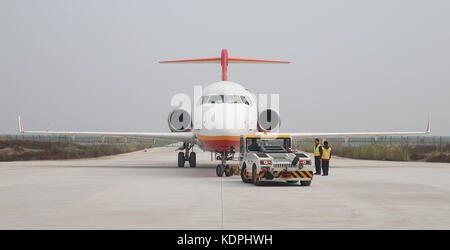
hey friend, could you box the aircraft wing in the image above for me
[269,120,431,139]
[18,116,195,142]
[287,131,428,139]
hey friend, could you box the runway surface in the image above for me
[0,146,449,229]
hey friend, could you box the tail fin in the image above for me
[159,49,290,81]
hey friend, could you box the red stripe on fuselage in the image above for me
[197,135,240,152]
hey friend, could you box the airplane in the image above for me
[18,49,431,177]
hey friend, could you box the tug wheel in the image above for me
[252,164,261,186]
[300,180,311,186]
[240,164,252,183]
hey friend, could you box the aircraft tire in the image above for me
[216,164,224,177]
[178,152,185,168]
[189,152,196,168]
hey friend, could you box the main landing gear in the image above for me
[215,151,235,177]
[178,142,196,168]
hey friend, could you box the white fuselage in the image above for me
[193,81,258,152]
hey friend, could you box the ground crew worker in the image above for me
[320,141,332,176]
[313,138,323,175]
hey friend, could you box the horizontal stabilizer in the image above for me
[159,57,221,64]
[159,57,290,64]
[159,49,289,80]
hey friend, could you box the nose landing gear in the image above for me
[215,164,234,177]
[215,151,235,177]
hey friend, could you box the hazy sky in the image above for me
[1,0,449,135]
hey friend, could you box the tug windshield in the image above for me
[246,137,291,153]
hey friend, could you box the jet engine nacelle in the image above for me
[257,109,281,132]
[168,109,192,132]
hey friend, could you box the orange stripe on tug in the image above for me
[196,134,240,152]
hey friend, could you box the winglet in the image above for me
[426,118,431,134]
[18,115,24,133]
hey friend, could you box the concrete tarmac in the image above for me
[0,146,449,229]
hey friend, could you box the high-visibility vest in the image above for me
[322,147,332,160]
[314,144,322,156]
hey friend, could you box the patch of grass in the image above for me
[295,143,450,163]
[332,144,414,161]
[0,140,151,162]
[427,151,450,162]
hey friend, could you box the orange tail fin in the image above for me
[159,49,290,81]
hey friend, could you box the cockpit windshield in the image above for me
[200,95,251,105]
[201,96,210,104]
[223,95,242,104]
[208,95,223,104]
[240,96,250,105]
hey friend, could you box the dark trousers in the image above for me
[321,160,329,175]
[314,156,321,174]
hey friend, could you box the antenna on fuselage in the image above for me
[159,49,290,81]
